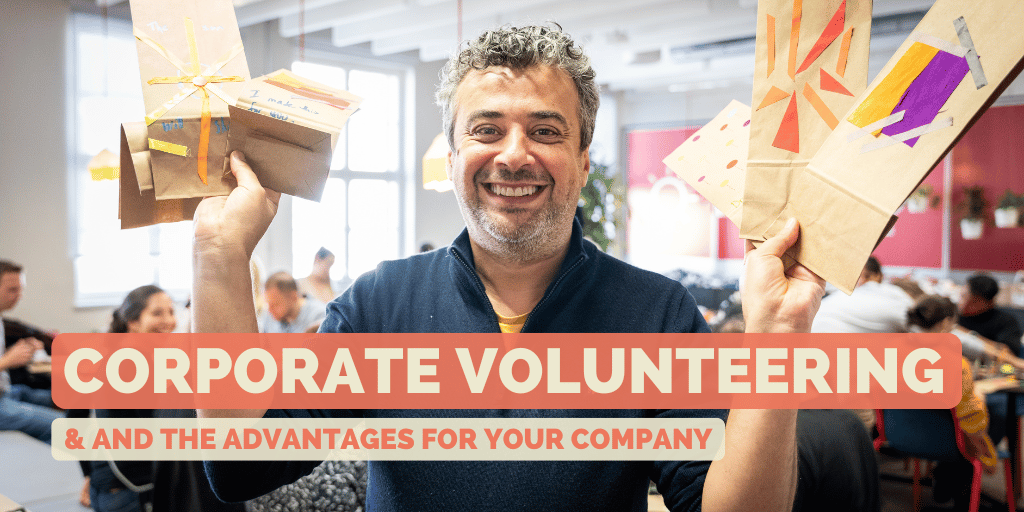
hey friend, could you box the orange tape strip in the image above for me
[847,42,939,131]
[789,0,801,80]
[837,27,853,78]
[198,88,211,185]
[802,83,838,130]
[767,14,776,78]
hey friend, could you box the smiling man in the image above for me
[193,25,824,512]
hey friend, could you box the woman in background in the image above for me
[79,285,175,512]
[906,295,998,511]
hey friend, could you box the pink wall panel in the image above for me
[872,159,945,268]
[950,105,1024,272]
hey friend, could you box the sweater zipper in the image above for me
[520,253,586,333]
[451,249,502,333]
[451,249,586,334]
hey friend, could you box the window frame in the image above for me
[66,11,194,308]
[288,50,416,289]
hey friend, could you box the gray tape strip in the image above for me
[953,17,988,89]
[859,117,954,153]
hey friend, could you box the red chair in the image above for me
[875,408,1014,512]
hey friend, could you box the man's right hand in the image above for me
[0,338,39,370]
[193,151,281,260]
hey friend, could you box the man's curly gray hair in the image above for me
[436,24,599,153]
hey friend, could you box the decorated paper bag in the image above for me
[128,0,250,200]
[119,123,202,229]
[662,101,751,228]
[226,69,362,201]
[741,0,872,242]
[778,0,1024,293]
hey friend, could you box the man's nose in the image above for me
[494,129,533,170]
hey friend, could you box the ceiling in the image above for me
[100,0,939,92]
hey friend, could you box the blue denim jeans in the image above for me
[0,384,62,443]
[90,485,143,512]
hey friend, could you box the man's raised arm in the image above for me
[192,151,280,419]
[703,218,825,512]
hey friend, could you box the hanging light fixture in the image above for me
[88,148,120,181]
[90,4,117,181]
[422,133,452,192]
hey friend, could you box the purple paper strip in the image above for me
[882,50,969,147]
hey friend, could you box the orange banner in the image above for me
[52,333,961,410]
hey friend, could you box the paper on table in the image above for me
[662,100,751,228]
[226,69,363,202]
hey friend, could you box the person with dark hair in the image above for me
[298,247,337,305]
[813,254,914,335]
[958,274,1023,356]
[0,259,62,443]
[907,295,999,510]
[261,271,326,333]
[192,24,825,512]
[77,285,176,512]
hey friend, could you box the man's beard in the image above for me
[461,168,576,262]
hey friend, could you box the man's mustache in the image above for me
[475,167,553,184]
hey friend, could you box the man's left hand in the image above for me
[742,218,825,334]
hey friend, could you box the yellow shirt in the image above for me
[497,312,529,334]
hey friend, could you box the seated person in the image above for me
[0,259,62,443]
[77,285,177,512]
[907,295,998,510]
[260,272,326,334]
[958,274,1023,356]
[297,247,337,305]
[812,256,914,334]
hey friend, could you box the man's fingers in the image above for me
[229,151,259,190]
[757,218,799,258]
[227,151,282,206]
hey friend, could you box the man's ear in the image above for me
[579,149,591,188]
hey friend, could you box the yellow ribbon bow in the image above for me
[135,17,244,184]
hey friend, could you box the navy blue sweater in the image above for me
[206,221,726,511]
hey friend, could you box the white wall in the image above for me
[0,0,115,333]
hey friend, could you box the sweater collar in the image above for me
[448,213,590,283]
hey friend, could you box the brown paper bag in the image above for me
[128,0,250,200]
[225,69,362,201]
[662,101,751,229]
[119,123,202,229]
[742,0,872,242]
[781,0,1024,293]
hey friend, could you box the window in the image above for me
[289,61,408,284]
[68,13,193,306]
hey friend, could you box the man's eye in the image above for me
[474,126,499,136]
[533,128,561,139]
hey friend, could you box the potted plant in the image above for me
[906,184,940,213]
[956,185,989,240]
[994,189,1021,228]
[578,155,623,252]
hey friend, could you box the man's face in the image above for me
[447,65,590,258]
[265,287,298,322]
[0,271,23,312]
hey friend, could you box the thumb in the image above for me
[229,151,259,190]
[758,218,799,258]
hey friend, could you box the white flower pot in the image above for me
[995,207,1020,228]
[906,195,929,213]
[961,218,984,240]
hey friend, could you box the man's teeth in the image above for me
[491,184,538,197]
